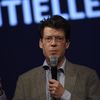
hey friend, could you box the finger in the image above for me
[50,90,55,95]
[49,83,56,88]
[49,80,58,87]
[49,79,57,84]
[49,87,56,94]
[49,87,55,91]
[49,88,56,95]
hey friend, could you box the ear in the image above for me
[66,41,70,49]
[39,39,43,49]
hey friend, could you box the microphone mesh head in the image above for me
[50,56,58,67]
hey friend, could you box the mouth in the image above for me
[49,50,58,55]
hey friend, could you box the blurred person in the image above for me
[0,78,7,100]
[13,15,100,100]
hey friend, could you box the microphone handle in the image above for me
[51,66,57,80]
[51,67,58,100]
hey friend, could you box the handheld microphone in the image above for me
[50,56,58,80]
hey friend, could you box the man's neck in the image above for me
[46,56,65,69]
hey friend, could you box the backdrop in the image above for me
[0,0,100,99]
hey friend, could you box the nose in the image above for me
[50,38,57,47]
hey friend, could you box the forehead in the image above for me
[43,27,65,36]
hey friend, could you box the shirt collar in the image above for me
[42,60,49,70]
[43,57,66,73]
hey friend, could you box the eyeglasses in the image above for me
[43,36,65,43]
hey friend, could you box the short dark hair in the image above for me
[39,15,71,41]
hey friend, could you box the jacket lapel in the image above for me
[64,60,77,94]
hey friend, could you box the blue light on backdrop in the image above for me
[0,0,100,27]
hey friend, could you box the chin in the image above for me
[49,54,60,58]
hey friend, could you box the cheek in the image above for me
[42,44,49,54]
[59,45,67,54]
[60,47,66,54]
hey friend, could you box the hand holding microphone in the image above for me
[49,56,64,99]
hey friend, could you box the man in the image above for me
[0,79,7,100]
[13,15,100,100]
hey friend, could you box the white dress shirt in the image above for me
[43,58,71,100]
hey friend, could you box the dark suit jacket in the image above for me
[13,60,100,100]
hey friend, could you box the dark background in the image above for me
[0,0,100,100]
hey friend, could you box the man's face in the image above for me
[39,27,70,61]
